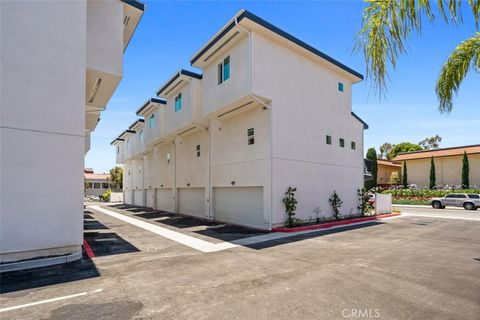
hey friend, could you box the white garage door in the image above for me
[145,189,154,208]
[214,187,264,229]
[124,190,133,205]
[178,188,205,218]
[133,190,144,207]
[156,188,174,212]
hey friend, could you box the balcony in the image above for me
[157,70,203,137]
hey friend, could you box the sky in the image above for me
[85,0,480,173]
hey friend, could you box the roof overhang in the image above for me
[136,97,167,116]
[190,9,363,82]
[351,112,368,130]
[156,69,202,97]
[129,118,145,131]
[110,138,125,145]
[121,0,145,52]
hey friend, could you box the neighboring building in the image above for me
[392,145,480,188]
[377,160,401,185]
[1,1,143,264]
[112,9,367,229]
[84,169,111,197]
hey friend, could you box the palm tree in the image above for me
[356,0,479,113]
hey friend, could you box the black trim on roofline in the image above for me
[128,119,144,130]
[351,112,368,130]
[190,10,363,80]
[156,69,203,96]
[110,138,125,145]
[136,97,167,115]
[121,0,145,11]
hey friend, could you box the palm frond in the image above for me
[355,0,463,95]
[436,32,480,113]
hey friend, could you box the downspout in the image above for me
[208,120,212,220]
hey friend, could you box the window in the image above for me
[117,146,119,154]
[139,130,144,141]
[455,194,467,198]
[87,182,93,189]
[139,166,142,174]
[102,182,109,189]
[126,139,130,149]
[468,194,480,199]
[167,153,170,164]
[351,141,356,150]
[175,93,182,112]
[338,82,344,92]
[196,144,201,157]
[149,114,155,128]
[445,194,456,198]
[218,56,230,84]
[247,128,255,145]
[326,135,332,145]
[339,138,345,148]
[93,182,101,189]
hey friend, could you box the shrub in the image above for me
[358,188,373,216]
[429,157,436,189]
[100,189,112,202]
[283,187,298,227]
[388,172,401,184]
[329,190,343,220]
[462,151,470,189]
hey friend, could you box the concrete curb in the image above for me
[0,252,82,273]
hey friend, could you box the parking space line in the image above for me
[0,289,103,313]
[401,213,480,221]
[90,205,395,253]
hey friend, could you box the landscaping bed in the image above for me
[272,213,400,233]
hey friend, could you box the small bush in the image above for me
[388,172,401,184]
[329,190,343,220]
[100,189,112,202]
[283,186,298,227]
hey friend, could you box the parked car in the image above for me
[431,193,480,210]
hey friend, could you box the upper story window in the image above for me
[139,130,144,141]
[167,153,171,164]
[218,56,230,84]
[326,135,332,145]
[247,128,255,145]
[196,144,201,157]
[339,138,345,148]
[175,93,182,112]
[126,139,130,149]
[149,114,155,128]
[117,146,119,154]
[351,141,356,150]
[338,82,344,92]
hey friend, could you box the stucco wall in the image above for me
[164,80,195,135]
[153,142,175,188]
[176,130,209,188]
[202,34,251,116]
[403,154,480,187]
[0,1,87,260]
[251,32,364,223]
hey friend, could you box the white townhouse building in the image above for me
[0,0,144,266]
[112,9,368,230]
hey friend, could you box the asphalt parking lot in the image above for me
[1,205,479,320]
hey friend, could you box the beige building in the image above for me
[113,9,367,230]
[1,1,143,266]
[84,169,110,197]
[377,160,401,185]
[392,145,480,188]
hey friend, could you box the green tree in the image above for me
[108,166,123,192]
[366,147,378,188]
[462,151,470,189]
[356,1,480,112]
[389,142,423,160]
[429,157,436,189]
[419,135,442,150]
[379,142,394,160]
[402,161,408,188]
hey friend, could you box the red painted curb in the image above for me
[83,239,95,258]
[272,213,401,233]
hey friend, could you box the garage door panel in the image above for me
[124,190,132,205]
[146,190,154,208]
[156,188,173,212]
[178,188,205,218]
[133,190,144,207]
[214,187,264,229]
